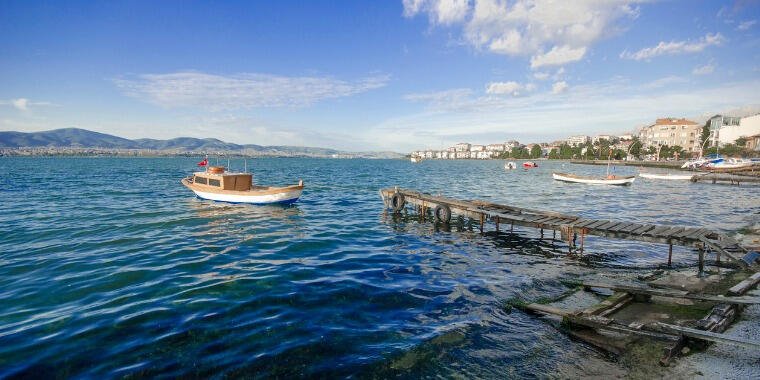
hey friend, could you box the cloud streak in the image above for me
[620,33,725,61]
[113,71,390,111]
[0,98,55,111]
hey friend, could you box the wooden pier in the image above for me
[380,188,760,270]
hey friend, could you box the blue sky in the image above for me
[1,0,759,152]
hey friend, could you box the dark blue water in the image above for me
[1,158,757,378]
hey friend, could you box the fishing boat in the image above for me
[504,161,517,169]
[523,161,538,168]
[182,163,303,205]
[639,172,706,180]
[553,172,636,185]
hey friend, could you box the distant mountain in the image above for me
[0,128,401,158]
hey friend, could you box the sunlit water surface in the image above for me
[1,158,757,378]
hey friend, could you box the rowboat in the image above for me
[182,166,303,204]
[504,161,517,169]
[523,161,538,168]
[552,172,635,185]
[639,172,706,180]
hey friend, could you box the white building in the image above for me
[455,143,471,152]
[486,144,505,152]
[592,135,613,144]
[504,140,521,150]
[470,144,485,152]
[455,151,470,159]
[474,151,492,159]
[619,133,633,141]
[639,118,701,152]
[712,114,760,146]
[566,135,590,146]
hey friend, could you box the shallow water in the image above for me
[0,157,757,378]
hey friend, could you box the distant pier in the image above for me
[380,187,760,271]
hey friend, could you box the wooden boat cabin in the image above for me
[191,166,253,191]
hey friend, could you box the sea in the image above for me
[1,157,758,378]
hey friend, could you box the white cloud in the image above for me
[551,81,568,94]
[402,0,470,24]
[620,33,725,61]
[533,72,549,80]
[530,46,586,69]
[113,71,390,111]
[485,81,525,96]
[692,63,714,75]
[403,0,646,68]
[642,75,687,89]
[737,20,757,30]
[0,98,55,111]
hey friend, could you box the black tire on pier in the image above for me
[390,193,406,213]
[434,204,451,223]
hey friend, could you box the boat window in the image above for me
[195,176,208,185]
[208,179,221,187]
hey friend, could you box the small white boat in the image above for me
[553,172,635,186]
[182,166,303,204]
[639,172,705,180]
[410,155,423,163]
[504,161,516,169]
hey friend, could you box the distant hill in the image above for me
[0,128,401,158]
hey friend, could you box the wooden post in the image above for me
[540,228,544,239]
[698,246,705,274]
[553,230,556,239]
[495,216,499,232]
[579,231,585,253]
[479,214,484,233]
[716,250,721,264]
[510,222,514,233]
[667,244,673,267]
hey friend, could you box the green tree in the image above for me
[700,122,710,147]
[530,144,542,158]
[735,137,747,147]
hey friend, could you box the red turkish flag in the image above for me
[197,158,208,166]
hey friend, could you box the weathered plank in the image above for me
[727,272,760,296]
[631,224,656,234]
[582,282,760,305]
[653,322,760,350]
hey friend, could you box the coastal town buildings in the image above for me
[566,135,590,146]
[638,118,701,152]
[619,133,633,141]
[592,135,614,143]
[709,114,760,146]
[455,143,471,152]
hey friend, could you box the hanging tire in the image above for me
[434,204,451,223]
[390,193,405,212]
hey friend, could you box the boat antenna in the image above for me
[244,159,247,173]
[228,158,230,171]
[606,148,612,177]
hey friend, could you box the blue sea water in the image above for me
[0,157,758,378]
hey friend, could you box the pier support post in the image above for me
[698,246,705,274]
[540,228,544,240]
[668,244,673,267]
[510,222,514,233]
[479,214,484,233]
[716,250,721,265]
[579,231,585,253]
[495,216,499,232]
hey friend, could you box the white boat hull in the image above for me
[191,188,302,204]
[553,172,635,185]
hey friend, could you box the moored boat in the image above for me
[505,161,517,169]
[410,155,423,163]
[552,172,635,185]
[523,161,538,168]
[182,165,303,205]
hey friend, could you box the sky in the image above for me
[1,0,759,152]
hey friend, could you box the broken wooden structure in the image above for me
[380,187,760,271]
[690,173,760,186]
[515,281,760,366]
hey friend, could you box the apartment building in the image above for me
[639,118,701,152]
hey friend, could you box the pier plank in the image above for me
[631,225,655,234]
